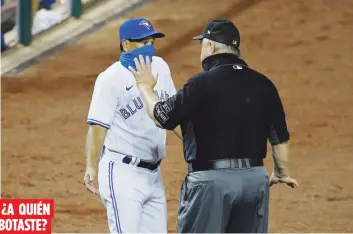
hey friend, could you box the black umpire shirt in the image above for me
[153,53,290,163]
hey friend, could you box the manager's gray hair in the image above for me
[204,38,240,56]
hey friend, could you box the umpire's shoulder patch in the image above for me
[161,102,172,113]
[154,102,172,123]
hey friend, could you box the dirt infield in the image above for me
[2,0,353,232]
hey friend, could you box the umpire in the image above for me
[129,19,298,233]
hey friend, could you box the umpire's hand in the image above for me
[129,55,158,88]
[269,172,299,188]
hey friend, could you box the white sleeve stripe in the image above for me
[87,119,110,129]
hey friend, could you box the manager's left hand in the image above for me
[128,55,157,88]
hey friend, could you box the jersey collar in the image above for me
[202,53,248,71]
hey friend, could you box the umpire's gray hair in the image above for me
[204,38,240,56]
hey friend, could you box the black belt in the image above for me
[122,155,161,171]
[103,146,161,171]
[188,158,264,173]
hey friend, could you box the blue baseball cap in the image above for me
[40,0,55,9]
[119,18,165,41]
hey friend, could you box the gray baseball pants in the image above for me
[177,166,269,233]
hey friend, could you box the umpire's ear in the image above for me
[209,40,217,54]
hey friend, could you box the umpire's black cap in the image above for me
[193,19,240,48]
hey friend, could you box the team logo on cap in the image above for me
[139,20,151,29]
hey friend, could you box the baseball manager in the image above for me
[129,19,299,233]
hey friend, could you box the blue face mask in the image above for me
[120,44,155,70]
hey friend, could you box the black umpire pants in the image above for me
[177,162,269,233]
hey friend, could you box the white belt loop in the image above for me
[237,159,243,168]
[245,159,251,168]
